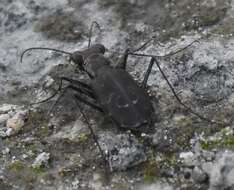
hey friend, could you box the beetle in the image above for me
[22,43,156,131]
[81,45,155,130]
[21,40,221,130]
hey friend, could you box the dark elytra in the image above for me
[70,45,155,131]
[90,57,154,129]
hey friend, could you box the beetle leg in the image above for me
[115,49,130,70]
[131,35,158,53]
[73,93,103,112]
[61,76,92,91]
[61,77,96,99]
[141,57,154,89]
[49,84,103,113]
[31,77,94,105]
[115,36,156,70]
[73,95,110,174]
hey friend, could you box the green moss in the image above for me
[8,160,46,175]
[200,140,210,150]
[26,111,47,130]
[78,133,89,142]
[200,128,234,150]
[142,152,178,182]
[142,150,159,182]
[199,14,220,27]
[6,160,48,188]
[213,24,234,36]
[30,165,46,174]
[8,161,26,172]
[174,118,194,150]
[39,125,50,137]
[27,110,45,122]
[223,135,234,145]
[25,110,50,138]
[143,159,159,182]
[164,153,178,166]
[25,144,38,154]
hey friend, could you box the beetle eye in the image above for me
[71,53,83,64]
[70,53,85,71]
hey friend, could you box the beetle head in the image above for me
[70,44,106,71]
[70,52,85,71]
[90,44,106,54]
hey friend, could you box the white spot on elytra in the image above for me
[117,103,129,108]
[132,99,138,104]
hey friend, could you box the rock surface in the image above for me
[1,0,234,189]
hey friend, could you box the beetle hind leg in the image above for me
[115,49,130,70]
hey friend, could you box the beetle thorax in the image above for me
[85,54,111,77]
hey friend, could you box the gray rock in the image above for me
[98,131,146,171]
[1,0,234,189]
[191,166,208,184]
[0,104,18,114]
[152,128,173,150]
[50,119,90,142]
[207,151,234,190]
[6,110,28,135]
[0,105,26,137]
[136,182,174,190]
[32,152,50,168]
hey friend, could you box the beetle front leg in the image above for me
[61,76,92,91]
[73,93,103,113]
[49,84,103,113]
[31,77,94,105]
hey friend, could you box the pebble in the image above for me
[0,104,17,114]
[0,114,10,125]
[32,152,50,168]
[6,110,28,135]
[191,166,208,184]
[98,132,146,171]
[208,151,234,190]
[2,147,10,155]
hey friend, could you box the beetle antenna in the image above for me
[131,35,164,53]
[20,47,72,63]
[128,39,199,58]
[88,21,102,48]
[106,39,199,58]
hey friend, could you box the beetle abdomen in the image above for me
[91,67,154,130]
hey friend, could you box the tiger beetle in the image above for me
[20,22,228,171]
